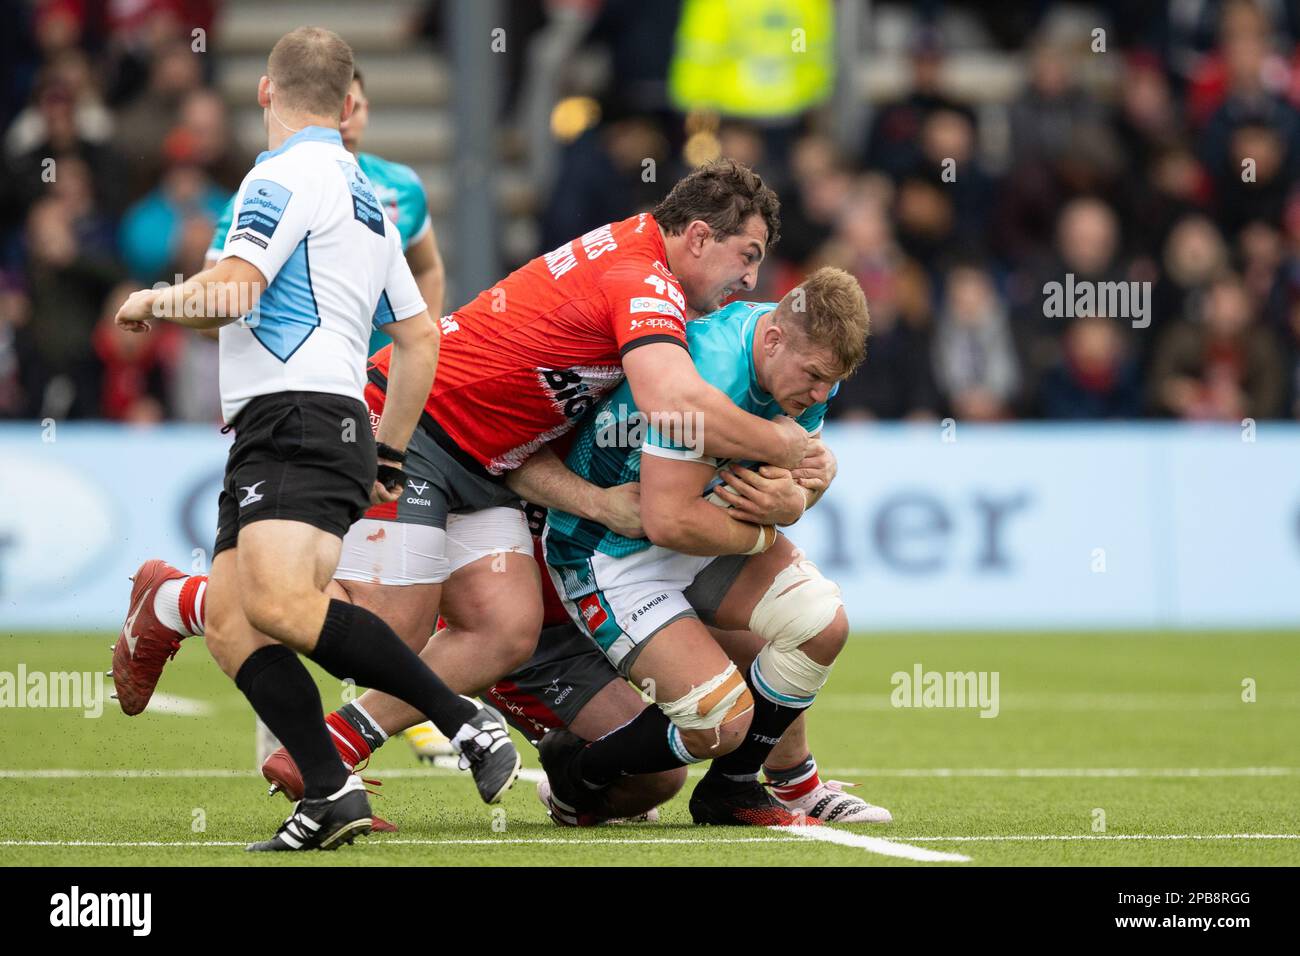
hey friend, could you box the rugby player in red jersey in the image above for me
[116,160,807,724]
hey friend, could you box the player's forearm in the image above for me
[692,386,793,464]
[376,316,439,452]
[151,273,262,330]
[506,445,605,521]
[643,497,768,557]
[413,259,444,321]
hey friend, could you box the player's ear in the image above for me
[257,76,272,108]
[339,91,355,124]
[763,321,783,353]
[687,220,711,255]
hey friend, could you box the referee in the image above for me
[114,27,519,851]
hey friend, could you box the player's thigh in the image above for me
[336,579,441,650]
[711,533,803,630]
[629,617,752,753]
[334,516,446,647]
[627,616,735,704]
[567,678,652,740]
[707,625,765,671]
[440,506,542,659]
[237,519,342,603]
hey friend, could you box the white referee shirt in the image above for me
[217,125,425,423]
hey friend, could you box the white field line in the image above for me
[817,692,1300,712]
[4,833,1295,850]
[3,766,1297,780]
[816,767,1300,778]
[0,833,968,861]
[898,834,1300,842]
[773,825,971,862]
[144,694,214,717]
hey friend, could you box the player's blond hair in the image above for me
[775,267,871,377]
[267,27,354,118]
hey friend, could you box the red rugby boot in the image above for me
[111,560,187,715]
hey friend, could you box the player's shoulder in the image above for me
[598,214,674,272]
[688,300,772,347]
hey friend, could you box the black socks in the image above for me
[308,599,477,737]
[576,705,694,787]
[235,645,346,799]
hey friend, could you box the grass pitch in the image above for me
[1,629,1297,866]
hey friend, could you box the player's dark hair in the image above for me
[352,67,364,91]
[267,26,354,117]
[653,158,781,249]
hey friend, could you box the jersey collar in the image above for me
[256,125,344,165]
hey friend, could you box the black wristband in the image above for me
[376,442,407,463]
[376,462,407,493]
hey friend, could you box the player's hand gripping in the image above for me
[770,415,811,470]
[370,442,408,505]
[599,481,644,539]
[791,437,836,494]
[711,464,806,527]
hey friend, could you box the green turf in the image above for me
[1,630,1297,866]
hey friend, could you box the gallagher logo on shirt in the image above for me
[236,180,292,238]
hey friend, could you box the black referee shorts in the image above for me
[214,391,375,556]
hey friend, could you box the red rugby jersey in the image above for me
[369,213,688,474]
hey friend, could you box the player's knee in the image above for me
[658,662,754,759]
[747,555,845,676]
[634,765,689,806]
[651,765,689,800]
[495,602,544,672]
[242,591,309,649]
[802,608,848,666]
[680,706,751,757]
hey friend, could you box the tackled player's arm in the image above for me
[622,342,809,470]
[505,445,644,539]
[404,223,445,320]
[793,437,837,508]
[718,436,838,525]
[639,451,776,557]
[114,256,268,332]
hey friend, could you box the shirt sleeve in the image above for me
[205,196,235,260]
[220,162,315,285]
[641,420,715,464]
[372,227,427,328]
[600,256,689,356]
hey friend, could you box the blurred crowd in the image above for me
[546,0,1300,423]
[0,0,234,423]
[4,0,1300,425]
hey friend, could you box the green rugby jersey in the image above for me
[545,299,833,575]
